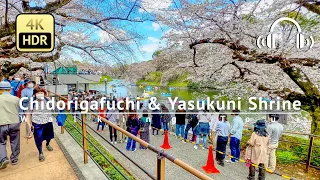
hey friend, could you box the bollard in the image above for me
[61,126,64,134]
[82,113,88,164]
[306,135,314,172]
[156,154,165,180]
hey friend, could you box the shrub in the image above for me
[276,151,300,164]
[63,115,134,180]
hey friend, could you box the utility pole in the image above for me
[104,78,107,95]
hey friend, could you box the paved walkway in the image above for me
[2,123,78,180]
[86,120,285,180]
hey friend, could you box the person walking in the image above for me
[194,108,211,150]
[107,108,119,144]
[227,109,243,163]
[151,109,161,135]
[118,98,126,143]
[0,81,21,169]
[26,89,54,162]
[266,113,283,172]
[21,79,35,138]
[215,114,230,166]
[245,120,270,180]
[183,110,198,143]
[175,106,186,138]
[139,110,150,150]
[126,112,140,152]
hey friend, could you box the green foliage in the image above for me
[100,75,113,82]
[167,72,190,87]
[276,151,300,164]
[63,115,134,180]
[152,50,162,58]
[145,71,163,82]
[283,11,320,31]
[136,71,163,86]
[0,23,16,37]
[187,82,200,89]
[240,14,258,23]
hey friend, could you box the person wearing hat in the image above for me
[0,81,21,169]
[21,79,35,137]
[245,120,270,180]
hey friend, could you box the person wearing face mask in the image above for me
[26,89,54,162]
[0,81,21,169]
[21,80,35,138]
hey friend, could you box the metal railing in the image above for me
[47,90,214,180]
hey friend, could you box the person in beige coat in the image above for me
[245,120,270,180]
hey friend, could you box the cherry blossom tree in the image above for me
[0,0,153,77]
[154,0,320,134]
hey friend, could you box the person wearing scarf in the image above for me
[245,120,270,180]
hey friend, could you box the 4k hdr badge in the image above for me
[16,14,55,52]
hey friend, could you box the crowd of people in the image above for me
[0,76,285,180]
[66,89,285,179]
[0,74,55,169]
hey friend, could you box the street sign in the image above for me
[16,14,55,52]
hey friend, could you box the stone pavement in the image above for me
[85,120,286,180]
[2,123,78,180]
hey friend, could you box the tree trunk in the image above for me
[310,107,320,135]
[5,0,9,28]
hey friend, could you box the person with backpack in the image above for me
[183,110,198,143]
[161,104,171,133]
[26,89,54,162]
[139,109,150,150]
[194,107,211,150]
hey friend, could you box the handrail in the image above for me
[46,90,214,180]
[243,125,320,138]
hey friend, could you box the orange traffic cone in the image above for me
[202,145,220,174]
[160,131,172,149]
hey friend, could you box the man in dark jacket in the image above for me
[183,110,198,143]
[175,106,186,138]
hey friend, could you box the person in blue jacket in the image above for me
[10,77,23,96]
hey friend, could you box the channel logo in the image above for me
[256,17,314,49]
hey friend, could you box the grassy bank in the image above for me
[100,75,113,82]
[136,71,197,88]
[63,115,134,180]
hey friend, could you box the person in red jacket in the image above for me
[96,107,106,132]
[17,78,31,98]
